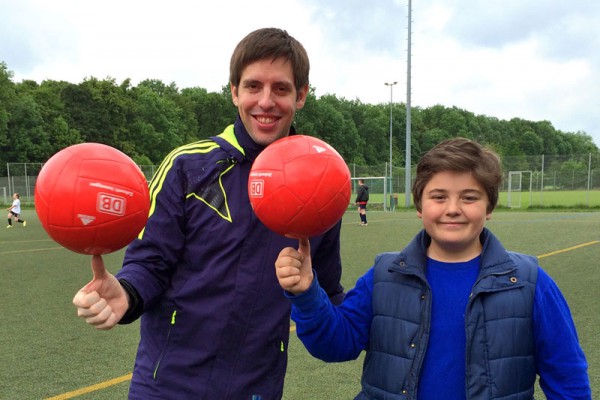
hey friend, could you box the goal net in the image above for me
[507,171,532,208]
[351,176,394,211]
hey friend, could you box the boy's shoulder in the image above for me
[504,251,539,283]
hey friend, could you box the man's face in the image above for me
[417,171,491,262]
[231,58,308,146]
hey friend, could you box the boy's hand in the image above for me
[275,237,314,295]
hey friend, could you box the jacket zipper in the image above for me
[153,310,177,380]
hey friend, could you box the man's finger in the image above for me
[91,254,107,280]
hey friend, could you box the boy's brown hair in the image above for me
[229,28,310,95]
[412,138,502,213]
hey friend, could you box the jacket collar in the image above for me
[229,116,298,163]
[396,228,514,275]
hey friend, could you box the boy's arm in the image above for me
[310,221,346,305]
[534,267,591,399]
[280,264,374,362]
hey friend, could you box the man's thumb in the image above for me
[91,254,107,280]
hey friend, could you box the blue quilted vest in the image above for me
[356,228,538,400]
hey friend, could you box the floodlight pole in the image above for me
[385,81,397,210]
[405,0,413,207]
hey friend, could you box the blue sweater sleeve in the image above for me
[534,267,591,399]
[287,268,374,362]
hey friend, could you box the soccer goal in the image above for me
[351,176,393,211]
[507,171,533,208]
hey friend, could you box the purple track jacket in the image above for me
[116,118,345,399]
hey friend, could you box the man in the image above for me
[73,28,345,399]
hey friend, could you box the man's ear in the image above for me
[231,83,239,106]
[295,84,309,110]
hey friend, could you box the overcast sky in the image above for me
[2,0,599,146]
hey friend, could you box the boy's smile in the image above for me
[417,170,491,262]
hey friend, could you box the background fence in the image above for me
[3,154,600,208]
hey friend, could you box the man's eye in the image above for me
[244,82,261,91]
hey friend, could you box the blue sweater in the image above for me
[288,229,591,399]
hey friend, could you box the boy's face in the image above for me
[417,171,491,262]
[231,58,308,147]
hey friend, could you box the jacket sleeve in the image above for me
[310,219,345,305]
[534,267,591,399]
[287,268,374,362]
[115,155,188,315]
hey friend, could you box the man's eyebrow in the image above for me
[241,79,261,86]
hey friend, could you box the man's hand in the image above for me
[72,255,129,330]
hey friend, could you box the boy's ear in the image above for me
[417,210,422,219]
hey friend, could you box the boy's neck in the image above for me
[426,242,483,263]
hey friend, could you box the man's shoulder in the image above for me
[168,138,227,163]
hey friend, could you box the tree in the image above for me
[0,62,16,150]
[6,94,51,162]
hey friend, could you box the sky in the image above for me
[1,0,599,146]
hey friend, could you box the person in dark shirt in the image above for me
[72,27,345,400]
[355,179,369,226]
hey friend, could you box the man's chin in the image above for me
[250,131,288,147]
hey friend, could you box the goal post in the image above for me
[351,176,392,211]
[507,171,533,208]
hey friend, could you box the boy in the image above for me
[275,138,590,399]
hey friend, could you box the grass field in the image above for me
[1,209,598,399]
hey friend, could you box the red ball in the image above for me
[248,135,351,239]
[35,143,150,255]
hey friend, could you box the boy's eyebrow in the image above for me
[426,188,484,194]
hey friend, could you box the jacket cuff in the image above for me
[118,278,144,324]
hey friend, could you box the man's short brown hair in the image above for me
[412,138,502,213]
[229,28,309,94]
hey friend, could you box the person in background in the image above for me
[355,178,369,226]
[6,193,26,228]
[275,138,591,399]
[72,27,345,400]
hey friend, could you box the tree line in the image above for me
[1,61,598,176]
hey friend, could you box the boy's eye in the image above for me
[463,194,481,202]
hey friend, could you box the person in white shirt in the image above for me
[6,193,26,228]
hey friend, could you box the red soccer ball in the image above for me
[35,143,150,255]
[248,135,351,239]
